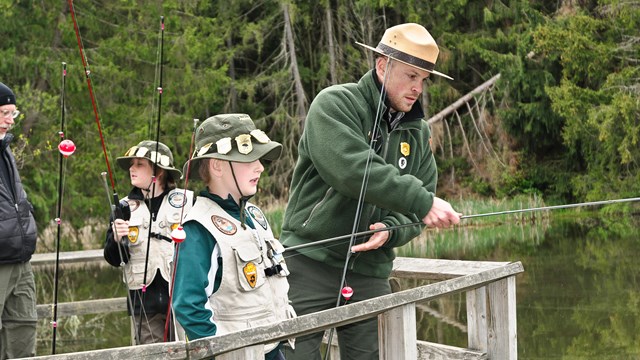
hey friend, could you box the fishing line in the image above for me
[51,62,72,354]
[100,173,140,344]
[284,196,640,257]
[138,15,166,343]
[163,118,199,342]
[68,0,144,343]
[323,58,393,360]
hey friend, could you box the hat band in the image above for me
[124,146,173,167]
[194,130,272,159]
[376,43,435,72]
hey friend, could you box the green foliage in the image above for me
[534,2,640,199]
[1,0,638,243]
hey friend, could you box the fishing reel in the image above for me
[115,199,131,221]
[112,198,131,247]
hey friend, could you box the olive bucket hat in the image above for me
[356,23,452,80]
[183,113,282,180]
[116,140,182,180]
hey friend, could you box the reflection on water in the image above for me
[396,211,640,359]
[35,265,129,353]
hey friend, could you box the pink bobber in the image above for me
[341,286,354,301]
[171,226,186,243]
[58,139,76,157]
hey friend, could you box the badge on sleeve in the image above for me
[400,142,410,157]
[212,215,237,235]
[243,261,258,288]
[247,206,268,230]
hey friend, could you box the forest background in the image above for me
[1,0,638,251]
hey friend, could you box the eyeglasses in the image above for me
[0,109,20,119]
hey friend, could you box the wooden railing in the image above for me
[30,251,523,360]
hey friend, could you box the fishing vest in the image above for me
[185,197,295,352]
[123,188,193,290]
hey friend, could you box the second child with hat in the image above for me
[103,140,194,344]
[172,114,295,360]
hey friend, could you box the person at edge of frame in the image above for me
[0,82,38,359]
[281,23,462,360]
[104,140,194,344]
[172,113,295,360]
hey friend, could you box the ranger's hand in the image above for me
[422,197,462,228]
[351,222,389,253]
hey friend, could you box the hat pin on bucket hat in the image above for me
[183,113,282,180]
[117,140,183,180]
[356,23,452,80]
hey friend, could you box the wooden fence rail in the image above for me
[30,251,523,360]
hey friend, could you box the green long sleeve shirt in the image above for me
[281,70,437,279]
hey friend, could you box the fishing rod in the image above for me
[322,57,395,360]
[138,15,166,343]
[51,62,76,354]
[163,118,199,342]
[285,196,640,253]
[68,0,141,343]
[67,0,117,196]
[100,173,139,345]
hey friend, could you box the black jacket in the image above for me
[0,134,38,264]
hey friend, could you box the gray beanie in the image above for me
[0,82,16,106]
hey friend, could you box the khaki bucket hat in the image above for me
[356,23,452,80]
[116,140,182,180]
[183,113,282,180]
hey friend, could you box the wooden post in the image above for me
[379,303,417,360]
[487,276,517,359]
[322,330,341,359]
[466,286,488,352]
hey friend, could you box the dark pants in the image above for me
[283,252,391,360]
[131,311,173,344]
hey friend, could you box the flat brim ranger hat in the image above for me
[183,113,282,180]
[356,23,453,80]
[116,140,182,180]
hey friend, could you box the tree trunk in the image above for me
[325,4,337,84]
[282,2,307,127]
[226,36,238,112]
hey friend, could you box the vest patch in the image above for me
[212,215,237,235]
[168,192,188,208]
[243,261,258,288]
[247,206,268,230]
[128,226,139,243]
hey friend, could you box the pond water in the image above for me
[396,210,640,359]
[34,209,640,358]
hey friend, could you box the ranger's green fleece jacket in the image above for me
[281,70,437,279]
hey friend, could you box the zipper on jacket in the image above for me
[302,187,333,227]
